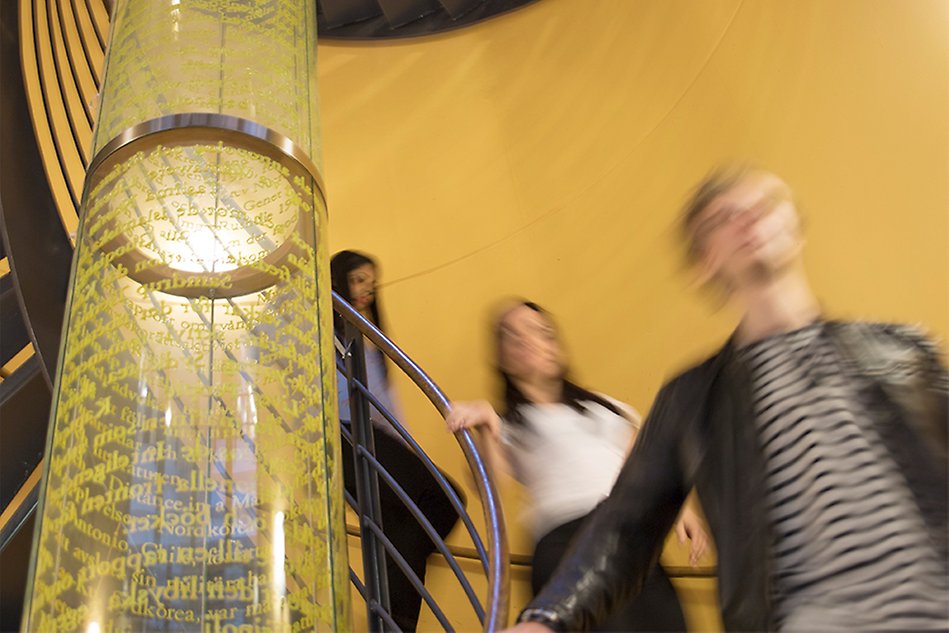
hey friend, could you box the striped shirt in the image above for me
[739,322,948,631]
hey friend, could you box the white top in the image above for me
[501,398,639,540]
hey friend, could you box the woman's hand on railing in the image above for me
[447,400,514,487]
[446,400,502,439]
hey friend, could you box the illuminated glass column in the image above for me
[22,1,351,631]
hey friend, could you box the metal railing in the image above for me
[333,291,510,632]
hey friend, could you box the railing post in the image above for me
[342,322,392,631]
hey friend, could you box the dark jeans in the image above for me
[532,515,687,632]
[342,424,464,632]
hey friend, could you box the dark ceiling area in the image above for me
[100,0,541,40]
[316,0,540,39]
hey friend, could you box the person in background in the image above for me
[448,299,707,632]
[331,250,464,633]
[490,167,948,632]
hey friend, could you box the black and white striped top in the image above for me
[739,322,948,631]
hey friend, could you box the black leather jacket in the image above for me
[522,321,948,632]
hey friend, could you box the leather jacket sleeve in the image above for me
[520,376,694,631]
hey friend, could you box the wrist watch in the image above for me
[517,607,565,632]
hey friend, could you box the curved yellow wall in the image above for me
[320,0,948,629]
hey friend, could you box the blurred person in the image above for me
[492,168,948,632]
[332,250,464,632]
[447,300,708,632]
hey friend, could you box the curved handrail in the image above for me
[332,291,510,632]
[341,522,719,577]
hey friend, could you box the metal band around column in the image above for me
[84,113,326,299]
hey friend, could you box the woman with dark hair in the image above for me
[331,250,397,429]
[331,250,463,633]
[447,300,706,632]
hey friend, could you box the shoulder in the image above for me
[824,320,948,389]
[588,392,640,425]
[829,319,933,339]
[828,320,945,363]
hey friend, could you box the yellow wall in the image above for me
[319,1,948,629]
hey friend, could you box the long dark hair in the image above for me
[330,250,385,335]
[496,301,621,427]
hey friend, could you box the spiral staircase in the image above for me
[0,1,522,630]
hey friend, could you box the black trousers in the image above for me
[532,515,688,632]
[342,425,464,632]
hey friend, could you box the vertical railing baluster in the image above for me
[343,322,392,631]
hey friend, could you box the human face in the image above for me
[497,305,566,383]
[347,263,376,311]
[693,171,803,289]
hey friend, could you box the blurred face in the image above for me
[347,263,376,311]
[497,305,566,383]
[692,171,803,289]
